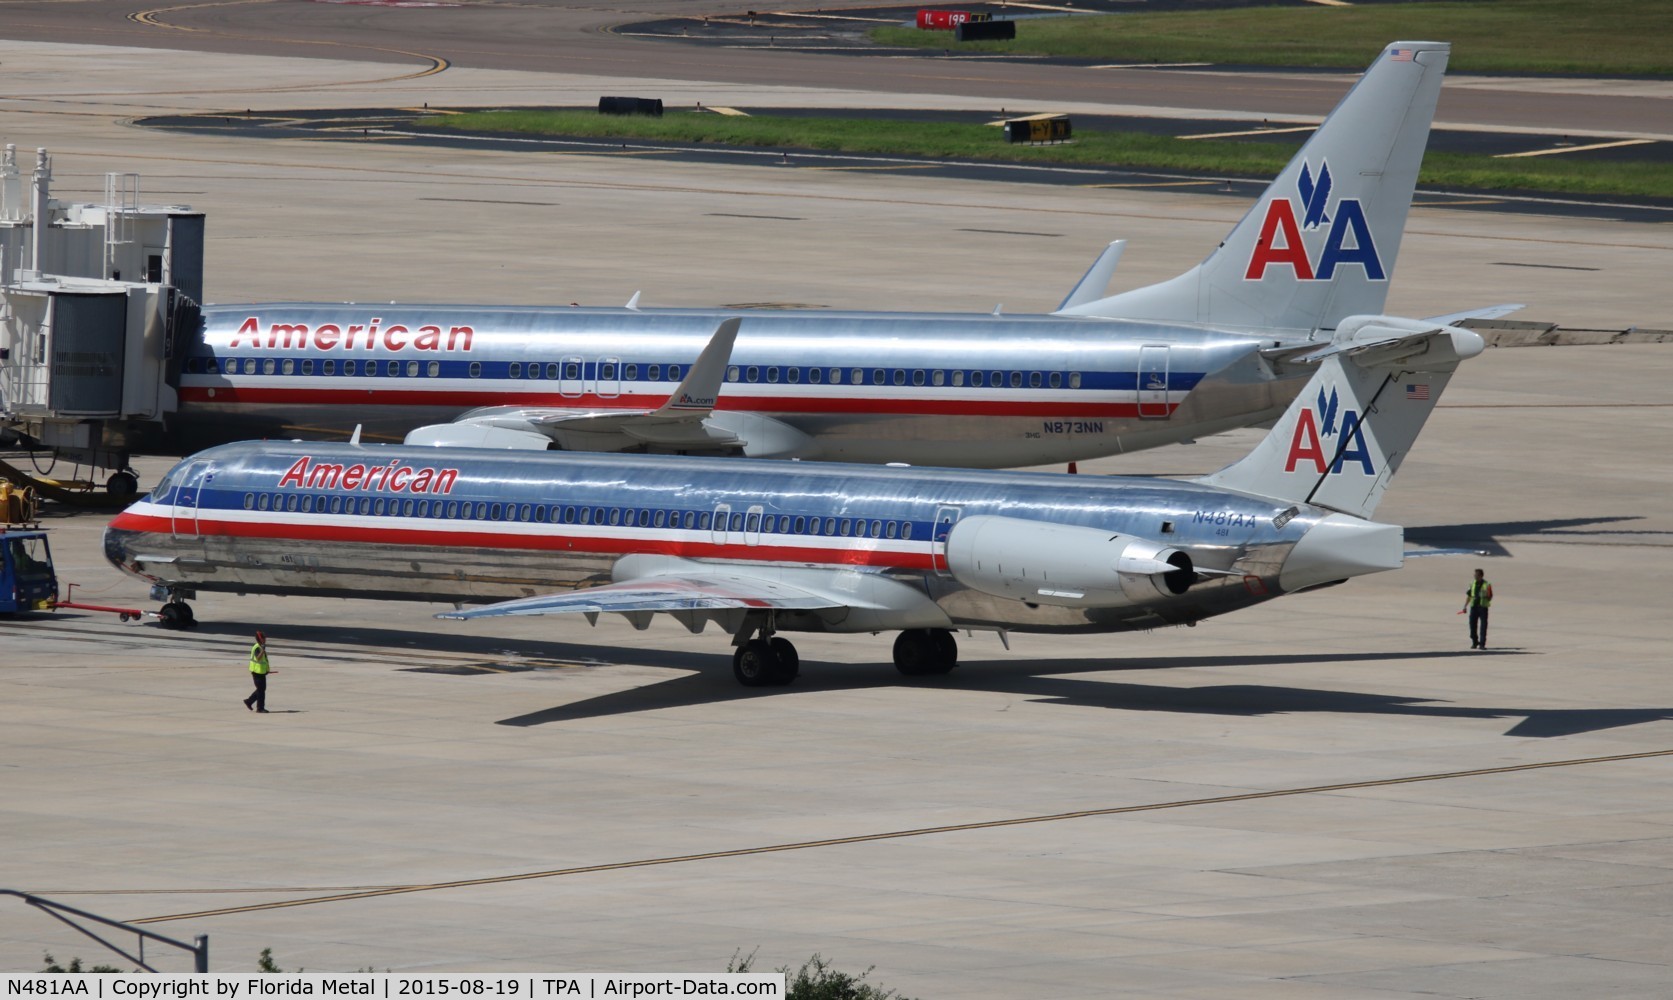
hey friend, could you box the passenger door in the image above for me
[1138,345,1170,419]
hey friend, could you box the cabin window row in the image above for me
[188,356,1088,391]
[239,492,917,540]
[187,357,688,381]
[724,366,1083,390]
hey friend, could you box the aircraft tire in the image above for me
[767,637,799,684]
[931,629,958,672]
[894,628,954,676]
[106,471,140,498]
[159,603,184,629]
[733,639,781,687]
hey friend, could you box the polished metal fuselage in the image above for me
[166,304,1305,467]
[106,441,1333,634]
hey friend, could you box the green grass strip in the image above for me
[423,110,1673,201]
[869,0,1673,76]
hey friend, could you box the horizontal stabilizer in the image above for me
[1425,303,1525,326]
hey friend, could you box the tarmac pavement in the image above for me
[1,32,1672,998]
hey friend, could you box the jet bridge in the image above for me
[0,146,203,495]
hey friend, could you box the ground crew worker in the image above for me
[243,631,272,712]
[1464,569,1494,649]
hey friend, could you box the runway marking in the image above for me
[706,213,805,221]
[766,11,899,23]
[419,197,560,207]
[993,1,1088,11]
[797,164,940,171]
[1491,260,1602,271]
[130,747,1673,924]
[1089,62,1213,70]
[1180,125,1315,140]
[1413,198,1507,207]
[957,228,1063,237]
[130,0,451,85]
[1495,138,1655,159]
[1082,180,1222,188]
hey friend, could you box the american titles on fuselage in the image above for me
[277,456,461,495]
[227,315,476,352]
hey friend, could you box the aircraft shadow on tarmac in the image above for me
[1406,514,1656,557]
[490,648,1673,739]
[181,622,1672,740]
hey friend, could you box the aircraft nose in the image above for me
[1279,513,1403,593]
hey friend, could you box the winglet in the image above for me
[653,317,742,416]
[625,290,642,311]
[348,424,362,447]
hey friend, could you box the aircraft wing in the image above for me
[438,573,844,620]
[404,318,743,451]
[438,556,953,634]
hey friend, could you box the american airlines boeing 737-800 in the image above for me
[107,307,1484,683]
[150,42,1487,470]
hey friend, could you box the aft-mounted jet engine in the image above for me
[943,515,1195,608]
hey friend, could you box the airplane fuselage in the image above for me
[168,305,1302,467]
[105,440,1361,636]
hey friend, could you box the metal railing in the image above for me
[2,889,208,972]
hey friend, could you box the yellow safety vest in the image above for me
[249,643,270,675]
[1467,580,1493,608]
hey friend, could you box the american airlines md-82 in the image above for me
[156,42,1489,469]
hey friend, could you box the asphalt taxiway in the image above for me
[2,15,1673,997]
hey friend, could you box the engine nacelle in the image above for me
[944,515,1195,609]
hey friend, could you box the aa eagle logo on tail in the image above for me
[1285,387,1375,475]
[1245,160,1387,282]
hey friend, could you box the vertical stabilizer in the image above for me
[1057,41,1449,332]
[1199,323,1482,519]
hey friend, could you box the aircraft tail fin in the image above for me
[1199,319,1482,519]
[1056,41,1449,332]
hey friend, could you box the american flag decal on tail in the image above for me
[1389,48,1416,62]
[1406,383,1431,400]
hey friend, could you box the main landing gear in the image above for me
[729,616,960,687]
[893,628,958,677]
[733,635,799,687]
[730,611,801,687]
